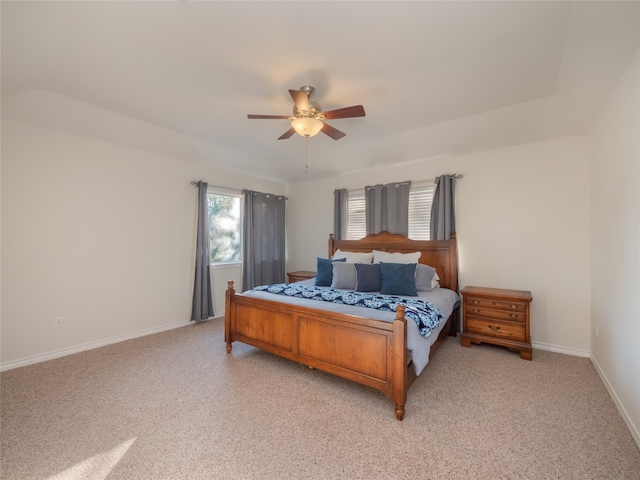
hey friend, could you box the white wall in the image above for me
[286,135,592,354]
[590,48,640,445]
[1,121,284,368]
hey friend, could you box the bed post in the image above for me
[449,232,459,335]
[328,233,335,258]
[392,305,408,421]
[225,281,235,353]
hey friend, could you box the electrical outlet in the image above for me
[595,325,599,338]
[54,317,63,328]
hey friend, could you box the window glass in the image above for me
[207,191,242,263]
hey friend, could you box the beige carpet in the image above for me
[1,318,639,480]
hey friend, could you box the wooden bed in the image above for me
[225,231,459,420]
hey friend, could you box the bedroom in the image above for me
[1,1,639,478]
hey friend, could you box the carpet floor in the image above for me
[1,318,639,479]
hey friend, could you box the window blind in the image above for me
[346,189,366,240]
[408,183,434,240]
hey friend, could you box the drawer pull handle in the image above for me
[511,305,517,310]
[509,313,519,319]
[472,300,479,305]
[472,308,479,314]
[488,325,500,332]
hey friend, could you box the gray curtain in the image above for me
[430,175,456,240]
[365,181,411,236]
[242,190,286,292]
[191,181,214,322]
[333,189,348,240]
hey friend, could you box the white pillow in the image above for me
[432,271,440,289]
[332,249,373,264]
[372,250,421,264]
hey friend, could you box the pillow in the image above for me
[354,263,381,292]
[315,257,346,287]
[380,262,418,296]
[332,249,373,264]
[432,272,441,289]
[372,250,421,264]
[415,264,437,292]
[331,262,357,289]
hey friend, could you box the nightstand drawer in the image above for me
[466,316,525,342]
[466,298,526,313]
[465,306,526,323]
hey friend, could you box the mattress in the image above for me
[241,279,460,375]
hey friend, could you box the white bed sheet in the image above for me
[241,279,460,375]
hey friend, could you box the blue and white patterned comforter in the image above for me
[253,283,444,338]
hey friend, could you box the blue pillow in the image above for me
[315,257,346,286]
[355,263,381,292]
[380,262,418,296]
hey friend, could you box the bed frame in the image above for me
[225,231,459,420]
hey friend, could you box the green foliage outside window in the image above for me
[208,193,241,263]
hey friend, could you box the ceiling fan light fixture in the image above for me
[291,117,323,138]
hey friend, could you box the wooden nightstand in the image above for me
[287,271,316,283]
[460,286,532,360]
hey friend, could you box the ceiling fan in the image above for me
[247,86,366,140]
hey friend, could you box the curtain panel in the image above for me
[242,190,286,292]
[430,175,456,241]
[191,182,214,322]
[333,189,348,241]
[365,181,411,236]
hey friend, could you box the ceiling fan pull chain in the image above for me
[305,136,309,173]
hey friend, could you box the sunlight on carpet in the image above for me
[45,438,136,480]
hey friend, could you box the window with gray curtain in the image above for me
[365,181,411,236]
[242,190,286,292]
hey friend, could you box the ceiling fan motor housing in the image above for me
[293,101,322,118]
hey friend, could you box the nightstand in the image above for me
[460,286,532,360]
[287,271,316,283]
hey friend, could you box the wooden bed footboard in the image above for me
[225,281,412,420]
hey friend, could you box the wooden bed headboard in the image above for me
[329,231,458,292]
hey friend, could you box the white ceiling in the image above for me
[2,1,639,183]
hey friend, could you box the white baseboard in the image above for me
[0,320,192,372]
[590,354,640,450]
[532,341,590,357]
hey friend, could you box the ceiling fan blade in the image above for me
[278,128,296,140]
[289,89,310,112]
[248,114,290,119]
[322,105,366,119]
[321,123,346,140]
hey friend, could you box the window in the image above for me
[408,182,434,240]
[345,181,434,240]
[345,189,366,240]
[207,189,242,264]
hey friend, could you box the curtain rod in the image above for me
[364,174,463,190]
[191,181,288,200]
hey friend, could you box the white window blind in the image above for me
[408,182,434,240]
[346,189,366,240]
[345,181,435,241]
